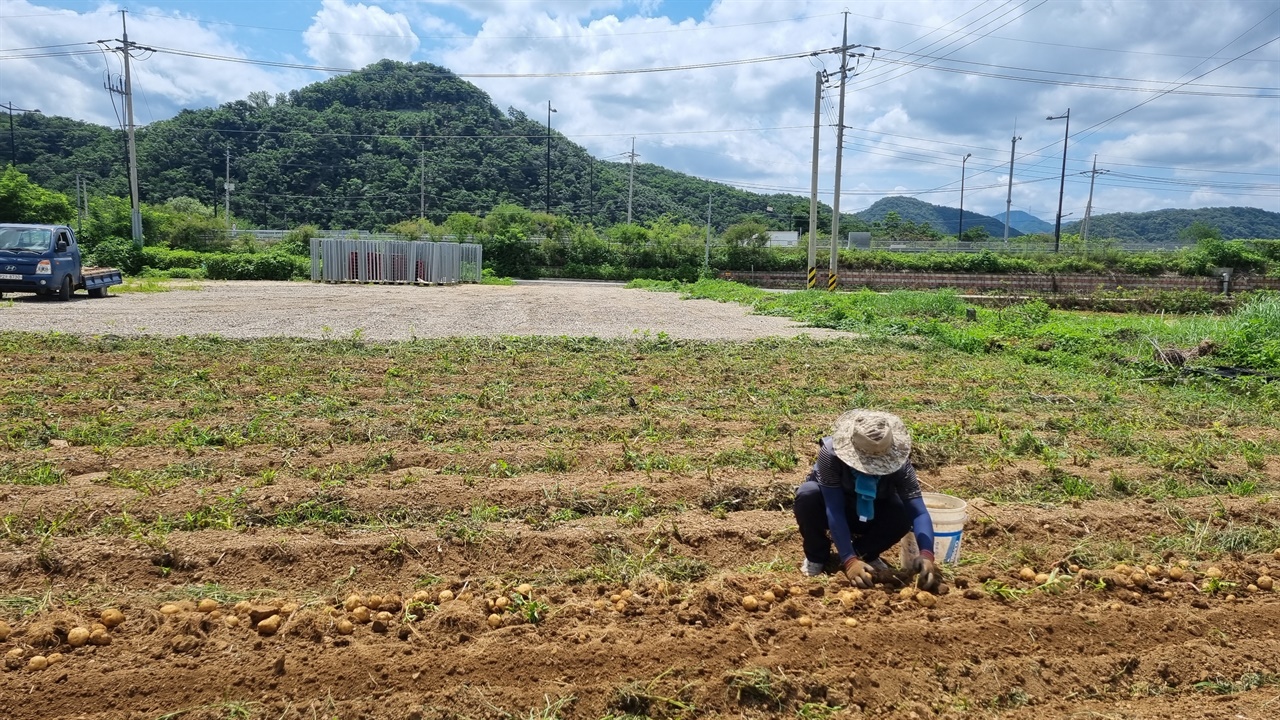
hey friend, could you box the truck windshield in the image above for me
[0,228,53,251]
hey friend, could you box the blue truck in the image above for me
[0,224,123,300]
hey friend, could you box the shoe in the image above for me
[800,558,826,577]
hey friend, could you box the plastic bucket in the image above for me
[923,492,968,564]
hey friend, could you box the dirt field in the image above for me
[1,286,1279,720]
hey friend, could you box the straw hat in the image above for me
[831,410,911,475]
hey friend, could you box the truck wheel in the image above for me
[89,286,107,299]
[58,275,73,301]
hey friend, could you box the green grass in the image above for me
[0,461,65,486]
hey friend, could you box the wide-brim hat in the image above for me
[832,409,911,475]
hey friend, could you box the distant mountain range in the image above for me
[855,196,1024,237]
[1007,211,1054,235]
[1063,206,1280,242]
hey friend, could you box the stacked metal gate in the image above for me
[310,238,483,285]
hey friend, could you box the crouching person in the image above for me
[794,409,940,591]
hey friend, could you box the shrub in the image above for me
[85,237,142,275]
[141,246,205,270]
[204,251,308,280]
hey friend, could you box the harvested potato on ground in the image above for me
[1259,576,1274,591]
[46,652,63,665]
[1168,566,1185,581]
[899,587,917,600]
[438,590,455,603]
[1144,565,1161,577]
[788,586,804,598]
[797,616,813,627]
[336,619,354,635]
[916,591,937,608]
[160,604,182,615]
[1034,573,1050,585]
[27,656,48,672]
[197,599,219,613]
[234,600,252,614]
[375,611,393,623]
[351,606,371,623]
[494,596,509,610]
[100,609,125,628]
[256,615,281,636]
[412,590,431,603]
[343,595,364,612]
[365,595,383,610]
[280,602,299,615]
[1019,567,1037,581]
[761,591,777,604]
[844,618,858,627]
[516,584,533,597]
[1130,572,1149,588]
[67,627,91,648]
[1206,567,1223,579]
[0,620,10,641]
[487,613,502,629]
[225,616,240,628]
[89,629,111,646]
[741,595,759,611]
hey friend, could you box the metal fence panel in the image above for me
[310,238,482,286]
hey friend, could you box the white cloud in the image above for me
[303,0,420,68]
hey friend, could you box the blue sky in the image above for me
[2,0,1278,222]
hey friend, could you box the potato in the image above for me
[1144,565,1161,578]
[1168,566,1185,581]
[280,602,299,615]
[365,595,383,610]
[770,584,787,599]
[412,590,432,603]
[336,619,354,635]
[610,594,622,603]
[27,656,48,672]
[351,606,371,623]
[46,653,63,665]
[1068,564,1081,573]
[1034,573,1050,585]
[761,591,777,604]
[593,599,606,610]
[100,609,125,628]
[0,620,10,641]
[487,613,502,629]
[494,596,509,610]
[343,594,364,612]
[89,629,111,646]
[899,587,916,600]
[437,590,455,604]
[67,627,91,648]
[741,595,759,611]
[797,616,813,627]
[788,586,804,598]
[1225,594,1237,603]
[1258,576,1274,591]
[1273,548,1280,560]
[1206,567,1223,579]
[1019,567,1037,582]
[1114,564,1132,574]
[915,591,937,608]
[234,600,252,614]
[255,615,281,636]
[620,589,633,600]
[225,616,240,628]
[1246,584,1259,593]
[160,603,182,615]
[376,611,393,623]
[1130,572,1149,588]
[614,600,627,613]
[844,618,858,627]
[516,583,533,597]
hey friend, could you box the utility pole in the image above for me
[1003,127,1020,245]
[626,137,636,224]
[75,173,84,233]
[4,102,41,166]
[100,11,149,246]
[1047,108,1070,253]
[705,190,712,271]
[958,152,972,241]
[828,12,850,292]
[588,160,595,222]
[223,148,233,231]
[1081,154,1107,250]
[807,70,822,290]
[419,143,425,220]
[546,100,556,214]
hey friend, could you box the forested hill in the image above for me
[6,60,826,231]
[1064,207,1280,242]
[855,196,1021,237]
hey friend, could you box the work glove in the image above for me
[841,557,874,589]
[914,555,940,592]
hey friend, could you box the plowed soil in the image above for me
[2,297,1279,720]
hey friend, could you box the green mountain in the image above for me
[1065,207,1280,243]
[855,196,1021,237]
[5,61,844,232]
[1008,210,1053,234]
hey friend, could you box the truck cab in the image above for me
[0,224,121,300]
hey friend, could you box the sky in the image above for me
[1,0,1278,223]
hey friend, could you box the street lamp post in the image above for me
[4,103,41,166]
[546,101,556,214]
[1047,108,1070,253]
[958,152,972,241]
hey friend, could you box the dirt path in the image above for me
[0,280,850,341]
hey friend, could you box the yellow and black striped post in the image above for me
[807,266,817,289]
[827,271,838,292]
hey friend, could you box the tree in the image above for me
[0,166,74,224]
[722,221,770,248]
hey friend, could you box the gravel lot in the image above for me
[0,280,851,341]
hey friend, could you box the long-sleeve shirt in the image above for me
[812,437,935,563]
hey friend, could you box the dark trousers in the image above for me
[793,478,911,564]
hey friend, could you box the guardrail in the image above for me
[310,238,483,285]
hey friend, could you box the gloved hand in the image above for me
[914,555,940,592]
[842,557,874,588]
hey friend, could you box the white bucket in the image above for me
[924,492,968,564]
